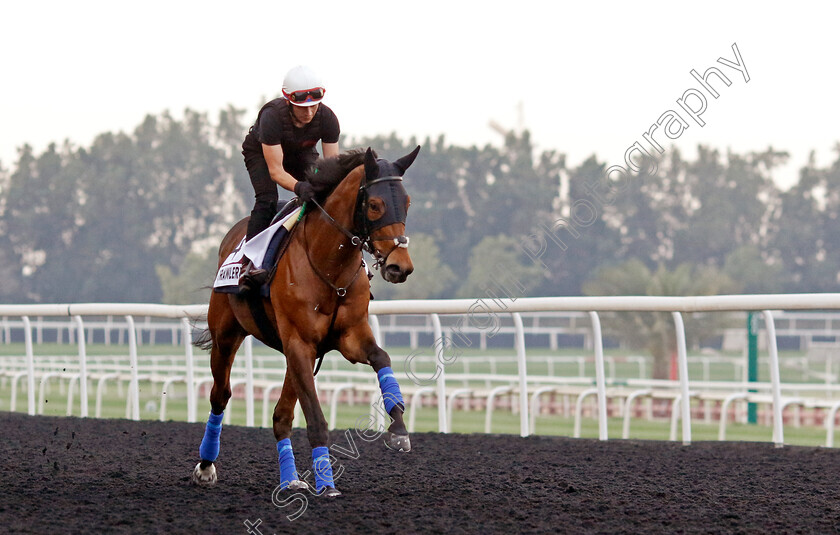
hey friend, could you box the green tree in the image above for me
[3,143,82,301]
[583,259,737,379]
[6,111,833,304]
[369,233,456,299]
[537,155,622,296]
[0,109,247,302]
[456,235,544,299]
[811,147,840,291]
[723,245,785,293]
[672,147,784,268]
[767,154,834,292]
[349,131,562,293]
[0,160,21,301]
[156,249,218,305]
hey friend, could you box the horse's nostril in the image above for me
[383,264,405,282]
[383,264,412,283]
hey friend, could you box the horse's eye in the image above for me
[367,198,385,221]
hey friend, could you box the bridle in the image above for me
[354,175,411,268]
[305,175,409,296]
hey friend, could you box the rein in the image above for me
[301,210,365,298]
[310,198,365,252]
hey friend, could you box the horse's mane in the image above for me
[305,148,376,197]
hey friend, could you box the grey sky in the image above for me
[1,1,836,189]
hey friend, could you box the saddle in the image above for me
[213,199,303,296]
[270,198,303,228]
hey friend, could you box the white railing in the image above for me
[0,312,594,350]
[0,315,185,345]
[2,294,840,446]
[8,309,840,352]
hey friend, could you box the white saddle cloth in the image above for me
[212,207,301,289]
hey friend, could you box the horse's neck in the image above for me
[304,166,364,268]
[321,165,364,231]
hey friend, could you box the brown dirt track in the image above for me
[3,412,840,534]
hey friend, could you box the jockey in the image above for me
[238,65,340,290]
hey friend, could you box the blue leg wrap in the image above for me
[377,366,405,414]
[277,438,298,489]
[199,411,224,461]
[312,446,335,493]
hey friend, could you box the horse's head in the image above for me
[356,146,420,284]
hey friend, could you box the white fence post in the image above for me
[513,313,530,438]
[588,312,608,441]
[23,316,36,415]
[762,310,785,447]
[672,311,692,445]
[431,313,447,433]
[73,316,89,417]
[125,315,140,421]
[182,318,196,423]
[369,315,383,346]
[245,336,255,427]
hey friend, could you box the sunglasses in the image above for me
[286,87,325,103]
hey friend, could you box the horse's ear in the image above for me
[364,147,379,182]
[393,145,421,175]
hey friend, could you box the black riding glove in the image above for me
[294,181,316,203]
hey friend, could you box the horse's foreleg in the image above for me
[272,378,298,441]
[272,379,309,491]
[340,329,411,452]
[285,338,341,497]
[367,345,411,451]
[338,328,411,451]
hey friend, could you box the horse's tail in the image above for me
[193,327,214,351]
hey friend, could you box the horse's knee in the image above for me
[273,409,293,425]
[367,346,391,371]
[209,385,231,412]
[273,410,294,438]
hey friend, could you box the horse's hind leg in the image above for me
[272,379,308,491]
[192,296,245,486]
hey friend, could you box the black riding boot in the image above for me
[246,200,277,242]
[238,258,268,294]
[239,200,275,293]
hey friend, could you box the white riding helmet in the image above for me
[282,65,326,107]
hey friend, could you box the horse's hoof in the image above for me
[286,479,309,491]
[320,487,342,498]
[385,433,411,452]
[191,462,217,486]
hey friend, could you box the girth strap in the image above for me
[245,296,284,352]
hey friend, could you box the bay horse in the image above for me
[191,146,420,497]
